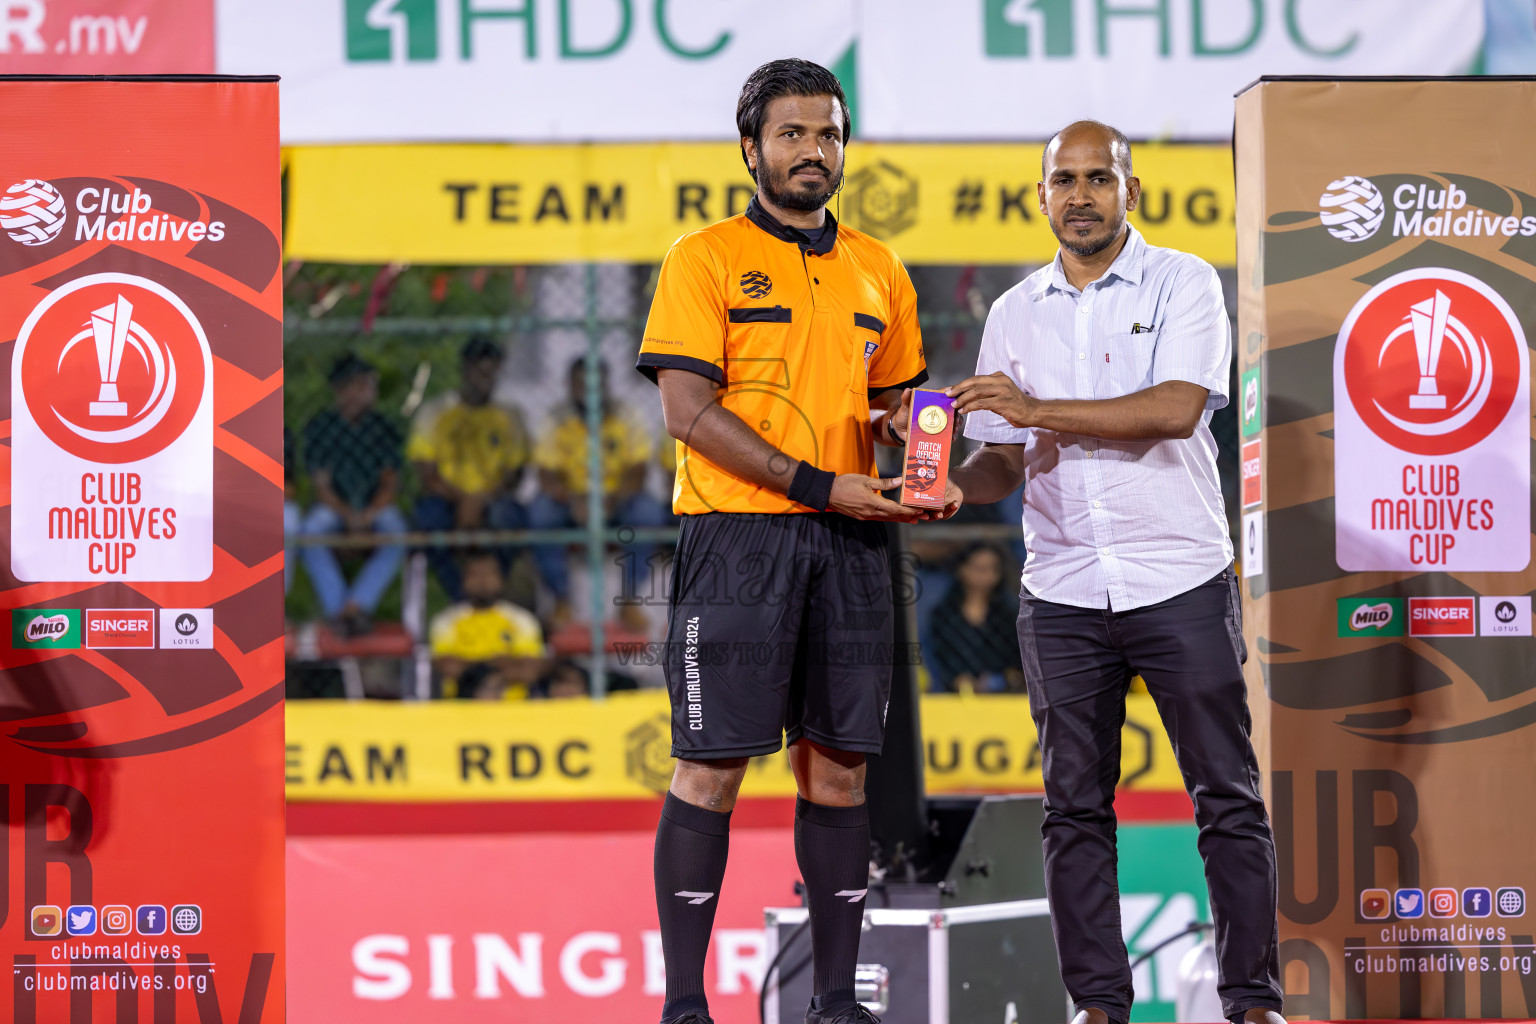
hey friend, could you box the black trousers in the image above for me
[1016,566,1281,1023]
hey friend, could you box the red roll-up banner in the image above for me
[0,76,283,1022]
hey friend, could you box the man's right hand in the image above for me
[828,474,918,522]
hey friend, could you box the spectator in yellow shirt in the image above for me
[528,356,670,619]
[429,550,548,699]
[408,335,530,601]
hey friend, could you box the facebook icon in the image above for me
[136,905,167,936]
[1464,888,1493,918]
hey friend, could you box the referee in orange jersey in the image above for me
[635,59,959,1024]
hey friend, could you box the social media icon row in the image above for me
[1361,887,1524,920]
[30,904,200,936]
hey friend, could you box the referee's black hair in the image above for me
[736,58,851,180]
[1042,120,1134,179]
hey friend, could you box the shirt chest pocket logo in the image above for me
[850,312,885,394]
[1101,329,1157,397]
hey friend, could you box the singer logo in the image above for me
[85,608,155,649]
[1339,269,1522,456]
[14,274,208,464]
[1408,597,1476,637]
[1241,439,1261,507]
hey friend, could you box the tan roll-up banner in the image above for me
[1237,77,1536,1020]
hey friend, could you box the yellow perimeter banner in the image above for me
[284,143,1234,266]
[285,691,1182,802]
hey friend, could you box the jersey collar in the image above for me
[745,196,839,255]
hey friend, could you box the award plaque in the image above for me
[900,389,955,509]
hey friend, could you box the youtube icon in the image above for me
[85,609,156,650]
[1407,597,1477,637]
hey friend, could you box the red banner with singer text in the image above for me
[0,76,283,1023]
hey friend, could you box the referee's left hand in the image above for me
[947,371,1036,427]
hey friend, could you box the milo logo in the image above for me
[1351,604,1394,630]
[27,615,69,641]
[1337,597,1405,637]
[12,608,81,649]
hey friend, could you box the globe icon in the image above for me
[173,907,199,933]
[1319,176,1385,242]
[1,179,67,245]
[1499,889,1524,915]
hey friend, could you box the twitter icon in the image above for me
[1395,888,1425,919]
[66,906,97,936]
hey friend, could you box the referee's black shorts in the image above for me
[664,511,894,760]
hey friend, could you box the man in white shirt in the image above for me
[947,121,1284,1024]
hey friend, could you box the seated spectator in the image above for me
[529,356,670,623]
[429,550,547,699]
[408,334,529,601]
[284,425,300,595]
[300,354,409,635]
[926,542,1024,693]
[531,660,640,699]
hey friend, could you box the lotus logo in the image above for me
[1350,603,1395,631]
[25,614,71,642]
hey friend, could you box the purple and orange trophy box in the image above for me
[900,389,955,509]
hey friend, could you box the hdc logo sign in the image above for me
[10,273,213,582]
[1333,268,1530,572]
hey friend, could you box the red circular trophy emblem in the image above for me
[15,273,208,464]
[1339,268,1523,456]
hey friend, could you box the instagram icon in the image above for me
[1429,888,1459,918]
[101,905,131,936]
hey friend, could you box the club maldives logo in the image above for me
[1320,176,1385,242]
[1338,269,1523,457]
[1,179,67,245]
[1322,176,1536,243]
[15,274,208,465]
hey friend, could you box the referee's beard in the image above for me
[1049,206,1126,258]
[759,159,843,213]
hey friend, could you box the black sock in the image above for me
[654,792,731,1020]
[794,797,871,1011]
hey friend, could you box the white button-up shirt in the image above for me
[964,225,1233,611]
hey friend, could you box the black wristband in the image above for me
[787,461,836,512]
[887,414,907,446]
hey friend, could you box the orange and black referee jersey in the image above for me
[636,198,927,514]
